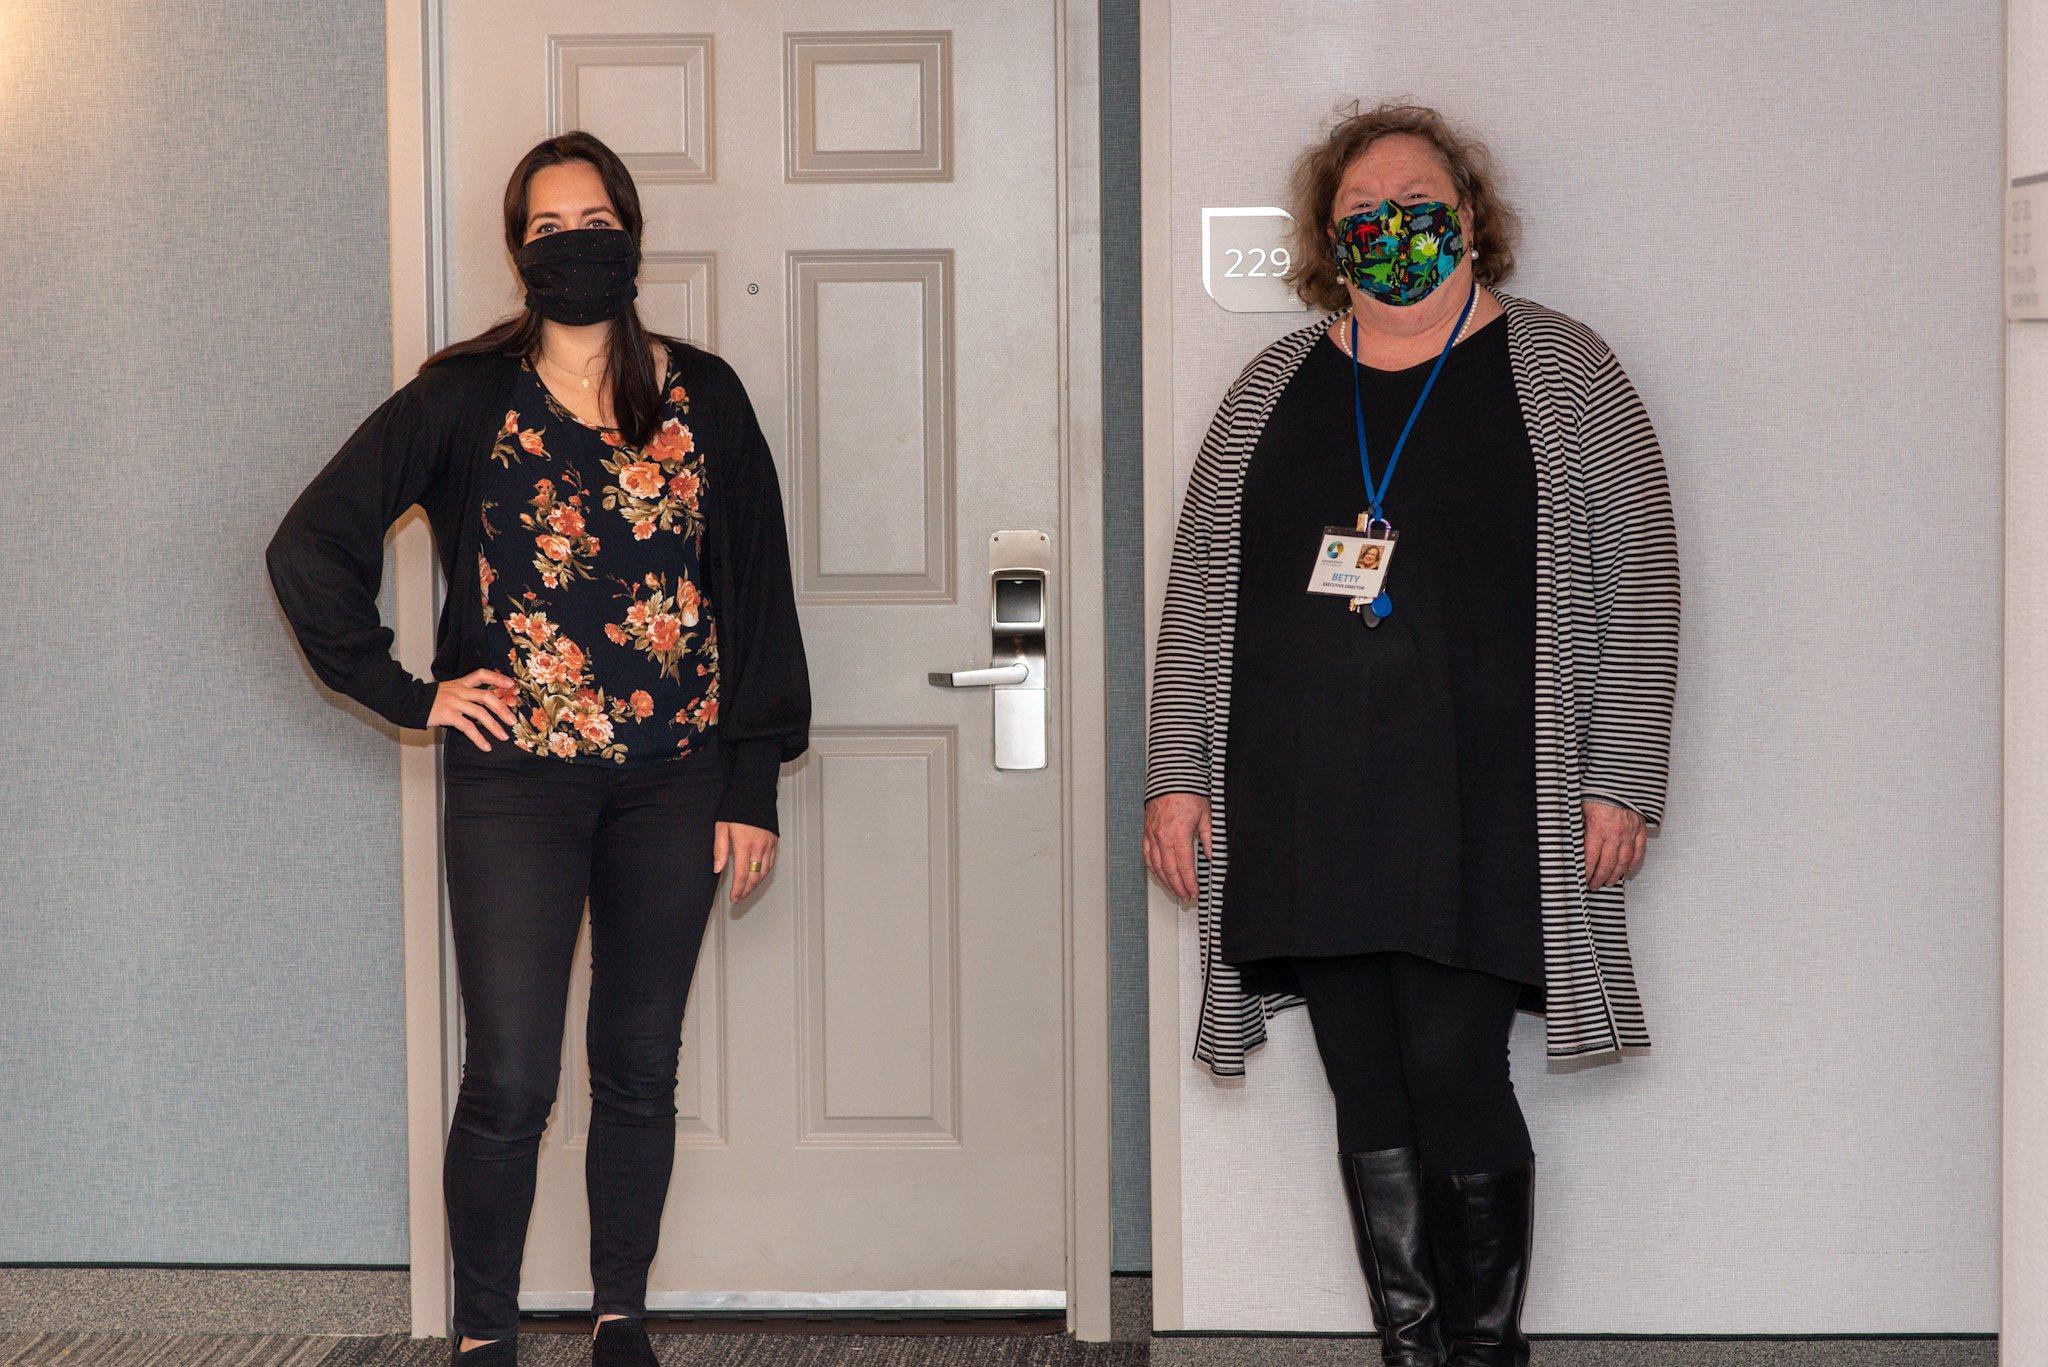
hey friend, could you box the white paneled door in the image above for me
[432,0,1079,1312]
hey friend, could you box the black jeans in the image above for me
[1291,950,1533,1175]
[440,734,727,1341]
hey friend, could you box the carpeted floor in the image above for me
[0,1334,1143,1365]
[1149,1340,1994,1366]
[0,1271,1996,1365]
[0,1330,1999,1365]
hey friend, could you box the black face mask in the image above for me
[513,226,640,325]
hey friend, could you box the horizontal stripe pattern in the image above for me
[1146,292,1680,1075]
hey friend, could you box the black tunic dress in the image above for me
[1221,313,1544,1002]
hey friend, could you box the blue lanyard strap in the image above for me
[1347,279,1479,523]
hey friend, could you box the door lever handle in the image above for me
[936,537,1049,770]
[928,662,1030,688]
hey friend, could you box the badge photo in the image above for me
[1307,526,1396,601]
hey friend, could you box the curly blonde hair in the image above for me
[1283,100,1520,312]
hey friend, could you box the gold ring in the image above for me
[748,860,763,874]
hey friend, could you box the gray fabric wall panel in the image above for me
[1160,0,2001,1332]
[1099,0,1152,1274]
[2,3,407,1262]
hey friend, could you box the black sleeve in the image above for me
[710,363,811,833]
[265,374,450,730]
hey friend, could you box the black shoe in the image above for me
[592,1316,660,1366]
[1340,1146,1446,1366]
[1423,1158,1535,1366]
[449,1336,517,1366]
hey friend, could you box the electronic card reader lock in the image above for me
[928,531,1050,771]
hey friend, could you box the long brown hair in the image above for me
[1282,100,1521,313]
[422,130,678,449]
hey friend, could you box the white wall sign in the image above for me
[1201,207,1310,313]
[2009,173,2048,320]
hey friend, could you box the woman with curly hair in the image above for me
[1145,102,1679,1364]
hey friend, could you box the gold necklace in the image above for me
[1336,294,1480,361]
[538,347,606,391]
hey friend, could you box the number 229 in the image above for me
[1223,246,1290,278]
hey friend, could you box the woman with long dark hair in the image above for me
[267,131,810,1365]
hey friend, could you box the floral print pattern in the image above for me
[604,571,710,681]
[676,630,719,735]
[490,408,548,467]
[599,415,704,542]
[474,353,718,764]
[500,599,626,762]
[535,372,707,543]
[519,470,601,589]
[478,548,497,624]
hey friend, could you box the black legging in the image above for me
[1291,951,1533,1174]
[439,735,726,1342]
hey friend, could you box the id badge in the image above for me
[1306,523,1397,601]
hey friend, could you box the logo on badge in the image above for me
[1325,540,1344,560]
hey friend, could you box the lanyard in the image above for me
[1346,279,1479,524]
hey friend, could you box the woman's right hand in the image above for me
[1144,793,1212,903]
[430,668,519,751]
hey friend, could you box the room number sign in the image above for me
[1202,207,1311,314]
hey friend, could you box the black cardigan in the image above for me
[265,338,810,833]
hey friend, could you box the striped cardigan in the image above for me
[1146,291,1680,1076]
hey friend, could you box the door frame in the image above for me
[1136,0,1184,1334]
[382,0,1111,1341]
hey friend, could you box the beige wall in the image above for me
[2008,2,2047,1360]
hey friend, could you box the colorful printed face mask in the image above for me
[1330,199,1466,306]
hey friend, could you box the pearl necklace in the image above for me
[1336,294,1480,362]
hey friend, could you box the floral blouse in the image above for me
[475,351,719,763]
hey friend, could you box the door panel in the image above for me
[439,0,1067,1305]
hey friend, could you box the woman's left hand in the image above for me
[1582,799,1647,890]
[715,821,777,902]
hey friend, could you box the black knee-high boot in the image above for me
[1340,1146,1446,1365]
[1423,1158,1534,1366]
